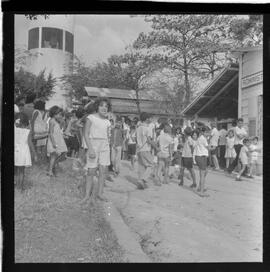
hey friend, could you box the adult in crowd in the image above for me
[227,118,248,174]
[209,122,220,170]
[23,93,37,121]
[218,124,227,169]
[31,100,48,162]
[121,116,130,160]
[126,122,137,170]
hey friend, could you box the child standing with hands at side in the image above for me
[156,123,174,185]
[225,129,236,170]
[47,106,68,177]
[15,112,37,191]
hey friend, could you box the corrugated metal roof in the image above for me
[182,63,239,118]
[84,87,152,101]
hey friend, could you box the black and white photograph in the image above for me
[13,13,263,263]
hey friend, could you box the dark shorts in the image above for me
[181,157,193,169]
[65,136,80,152]
[128,144,136,156]
[210,146,218,155]
[195,156,208,170]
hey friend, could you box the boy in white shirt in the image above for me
[209,122,220,170]
[136,112,159,189]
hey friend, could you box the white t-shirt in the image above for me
[157,133,173,156]
[87,114,110,139]
[210,127,220,147]
[136,123,152,152]
[234,126,248,145]
[194,135,208,156]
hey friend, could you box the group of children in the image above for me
[14,96,261,200]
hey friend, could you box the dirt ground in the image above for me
[15,160,124,263]
[105,160,262,262]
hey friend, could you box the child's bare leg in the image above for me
[157,160,164,184]
[80,168,95,204]
[249,162,254,176]
[226,158,229,169]
[18,167,25,191]
[48,153,57,176]
[164,161,169,184]
[97,165,108,201]
[189,168,196,186]
[236,164,247,179]
[179,166,184,185]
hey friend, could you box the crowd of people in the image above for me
[14,94,262,200]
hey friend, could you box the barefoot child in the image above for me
[225,129,236,170]
[81,97,112,204]
[248,136,262,178]
[178,127,196,188]
[15,113,37,191]
[47,106,68,177]
[235,138,250,181]
[194,127,209,196]
[156,123,174,185]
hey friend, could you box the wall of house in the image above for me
[240,49,263,140]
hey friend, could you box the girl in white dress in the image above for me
[15,113,37,191]
[225,130,236,170]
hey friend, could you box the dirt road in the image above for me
[105,161,262,262]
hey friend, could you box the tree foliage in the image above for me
[15,68,56,102]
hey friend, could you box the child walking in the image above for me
[47,106,68,177]
[194,127,209,197]
[81,97,112,204]
[225,129,236,170]
[15,113,37,191]
[156,123,174,185]
[178,127,196,188]
[235,138,250,181]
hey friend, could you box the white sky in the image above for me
[15,14,152,66]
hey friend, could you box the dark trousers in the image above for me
[219,145,226,169]
[228,144,242,173]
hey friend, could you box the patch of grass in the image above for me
[15,160,125,263]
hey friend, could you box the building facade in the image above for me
[233,46,263,140]
[26,15,75,109]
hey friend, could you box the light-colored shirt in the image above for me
[182,136,194,158]
[157,133,173,156]
[136,123,152,152]
[210,127,220,146]
[234,126,247,145]
[218,129,227,146]
[194,135,208,156]
[87,114,110,139]
[127,129,137,145]
[226,136,235,149]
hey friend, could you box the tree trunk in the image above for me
[182,35,191,107]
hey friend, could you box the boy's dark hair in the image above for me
[140,112,151,122]
[34,100,46,111]
[25,93,37,104]
[237,118,244,123]
[200,126,207,133]
[253,136,259,141]
[184,126,192,136]
[16,112,29,127]
[49,105,62,118]
[93,97,112,113]
[243,138,249,144]
[191,129,200,137]
[76,106,85,119]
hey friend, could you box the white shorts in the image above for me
[84,139,110,169]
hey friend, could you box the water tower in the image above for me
[26,15,75,109]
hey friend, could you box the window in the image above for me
[28,28,39,50]
[65,31,74,54]
[41,27,63,50]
